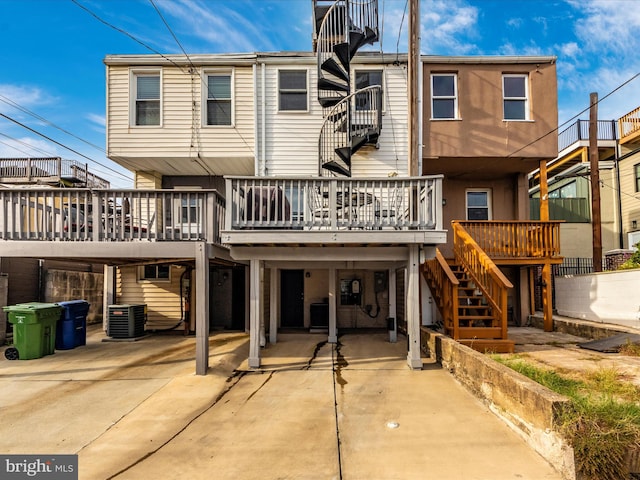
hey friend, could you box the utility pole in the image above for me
[589,92,603,272]
[408,0,420,176]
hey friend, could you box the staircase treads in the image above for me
[321,57,349,82]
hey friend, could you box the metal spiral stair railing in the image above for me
[315,0,380,177]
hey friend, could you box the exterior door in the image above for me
[281,270,304,328]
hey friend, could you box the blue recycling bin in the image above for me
[56,300,90,350]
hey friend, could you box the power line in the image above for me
[0,132,57,157]
[0,94,106,154]
[0,112,132,182]
[508,70,640,158]
[72,0,190,75]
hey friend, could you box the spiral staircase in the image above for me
[313,0,382,177]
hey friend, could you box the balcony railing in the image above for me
[619,106,640,144]
[225,176,443,231]
[0,189,225,244]
[557,119,617,152]
[456,220,562,260]
[0,158,111,188]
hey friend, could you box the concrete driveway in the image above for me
[0,326,563,480]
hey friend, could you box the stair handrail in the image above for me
[318,85,382,175]
[452,221,513,339]
[423,248,460,339]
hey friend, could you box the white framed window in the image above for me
[466,189,492,220]
[634,163,640,193]
[204,70,233,126]
[131,70,161,126]
[503,74,529,121]
[354,69,384,111]
[278,70,308,112]
[431,73,458,119]
[140,264,170,281]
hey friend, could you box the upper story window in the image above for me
[503,74,529,121]
[354,70,383,111]
[278,70,308,112]
[132,71,161,126]
[431,73,458,119]
[205,72,232,126]
[466,189,492,220]
[635,163,640,193]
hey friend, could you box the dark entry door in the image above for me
[281,270,304,328]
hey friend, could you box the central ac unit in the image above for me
[107,304,147,339]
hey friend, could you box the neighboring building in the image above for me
[0,0,564,372]
[528,120,619,259]
[421,56,561,344]
[0,158,110,339]
[618,106,640,249]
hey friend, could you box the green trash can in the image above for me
[3,303,62,360]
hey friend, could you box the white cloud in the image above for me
[569,0,640,59]
[507,18,523,29]
[559,42,579,58]
[157,0,276,52]
[0,136,58,158]
[420,0,480,54]
[86,113,106,128]
[0,84,53,110]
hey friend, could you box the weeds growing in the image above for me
[494,356,640,480]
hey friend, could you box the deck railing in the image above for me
[0,158,111,188]
[422,249,459,339]
[452,222,513,340]
[557,119,617,152]
[457,220,562,260]
[0,188,225,244]
[619,106,640,143]
[225,176,443,231]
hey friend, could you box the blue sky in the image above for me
[1,0,639,187]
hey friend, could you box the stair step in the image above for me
[322,161,351,177]
[458,327,503,339]
[351,134,368,152]
[349,30,367,54]
[333,42,351,71]
[363,26,378,44]
[459,315,493,321]
[319,96,345,108]
[335,146,351,164]
[321,57,349,83]
[318,77,349,93]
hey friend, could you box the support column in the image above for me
[328,267,337,343]
[388,268,397,343]
[406,245,422,369]
[195,242,210,376]
[542,261,553,332]
[249,258,262,368]
[102,265,115,332]
[269,267,278,344]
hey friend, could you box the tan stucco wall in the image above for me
[422,60,558,162]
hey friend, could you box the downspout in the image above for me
[418,55,423,176]
[261,62,267,176]
[253,63,259,175]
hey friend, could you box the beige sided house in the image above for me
[617,106,640,249]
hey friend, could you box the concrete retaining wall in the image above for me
[420,327,576,480]
[555,270,640,329]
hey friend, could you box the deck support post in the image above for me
[542,261,553,332]
[269,267,278,344]
[407,245,422,369]
[249,258,262,368]
[328,267,337,343]
[195,242,210,375]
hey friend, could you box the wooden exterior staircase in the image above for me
[422,220,563,353]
